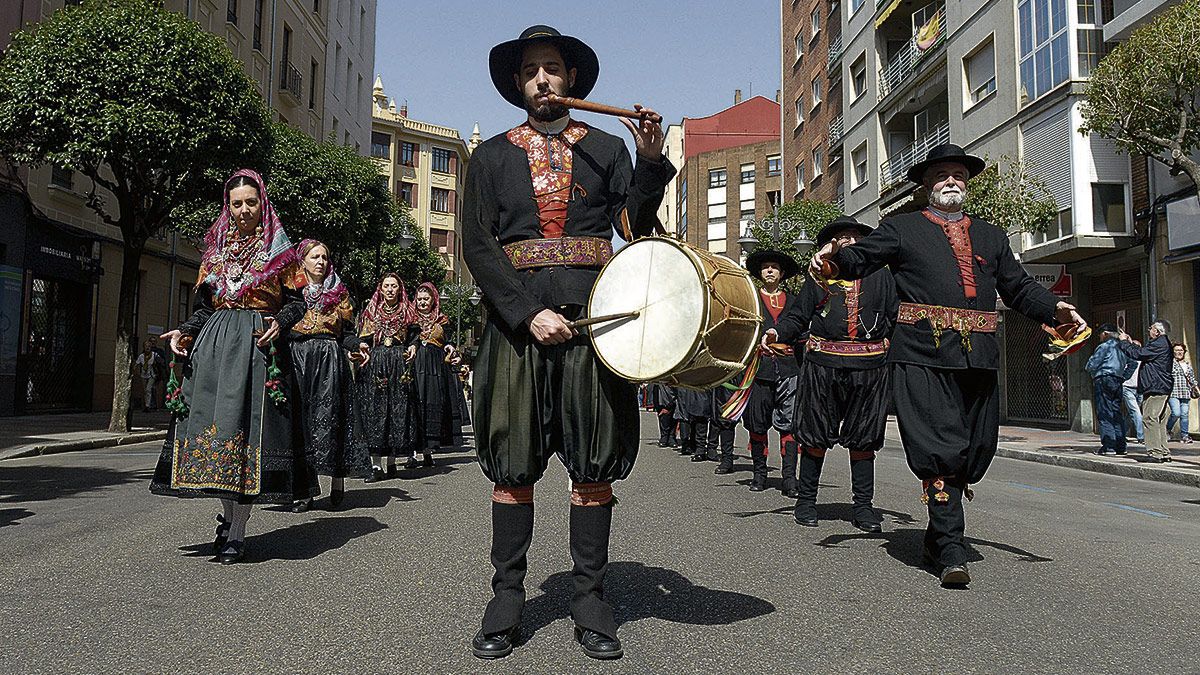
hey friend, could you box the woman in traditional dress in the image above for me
[151,169,315,565]
[353,273,420,480]
[288,239,370,511]
[411,283,459,467]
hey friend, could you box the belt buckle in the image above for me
[383,337,394,347]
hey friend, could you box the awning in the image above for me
[876,0,902,27]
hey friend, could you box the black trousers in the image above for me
[794,361,889,453]
[891,364,998,483]
[656,409,677,444]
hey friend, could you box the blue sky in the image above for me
[374,0,781,144]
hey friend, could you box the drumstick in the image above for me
[567,311,641,329]
[546,94,663,124]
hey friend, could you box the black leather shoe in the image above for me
[690,453,707,462]
[714,462,733,475]
[404,456,419,470]
[852,519,882,533]
[783,487,800,499]
[364,467,384,484]
[574,626,623,660]
[213,515,230,553]
[422,452,434,468]
[940,563,971,587]
[218,541,246,565]
[291,500,310,513]
[472,627,517,660]
[749,482,766,492]
[794,506,818,527]
[328,489,345,508]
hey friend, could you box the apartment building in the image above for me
[783,0,846,209]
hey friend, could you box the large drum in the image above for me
[588,237,761,389]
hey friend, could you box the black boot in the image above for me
[793,450,823,526]
[749,438,768,491]
[780,438,799,498]
[477,501,534,657]
[924,480,969,587]
[569,502,622,659]
[678,421,694,456]
[850,457,882,533]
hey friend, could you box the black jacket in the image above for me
[757,290,802,381]
[829,210,1058,370]
[1119,334,1173,396]
[775,270,898,370]
[461,123,676,332]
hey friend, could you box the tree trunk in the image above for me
[107,239,144,433]
[1177,155,1200,196]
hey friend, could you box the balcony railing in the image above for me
[878,121,951,192]
[827,34,844,76]
[828,115,844,154]
[877,4,946,100]
[835,192,845,213]
[279,61,303,104]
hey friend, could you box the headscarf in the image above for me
[198,169,296,300]
[358,272,413,341]
[295,239,348,312]
[413,282,447,336]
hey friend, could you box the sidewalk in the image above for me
[0,410,169,461]
[992,424,1200,489]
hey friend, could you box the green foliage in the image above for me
[963,155,1058,233]
[339,206,448,302]
[1080,0,1200,191]
[748,199,843,292]
[439,283,481,346]
[0,0,270,239]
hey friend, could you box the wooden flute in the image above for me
[545,94,663,124]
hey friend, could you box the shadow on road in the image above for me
[178,515,388,562]
[0,465,151,505]
[815,529,1053,577]
[1,508,35,527]
[520,561,776,639]
[726,502,917,527]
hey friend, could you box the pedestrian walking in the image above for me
[287,239,370,512]
[1085,324,1129,456]
[411,282,458,467]
[767,216,897,532]
[1168,343,1197,443]
[462,25,674,660]
[151,169,316,565]
[646,384,678,447]
[810,143,1087,588]
[1122,356,1144,444]
[1118,320,1174,462]
[743,249,802,496]
[135,339,164,412]
[354,273,420,481]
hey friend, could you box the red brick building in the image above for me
[783,0,844,209]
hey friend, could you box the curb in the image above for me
[995,446,1200,489]
[0,430,167,462]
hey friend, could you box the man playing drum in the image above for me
[462,26,674,660]
[765,216,897,533]
[809,144,1086,588]
[743,249,802,495]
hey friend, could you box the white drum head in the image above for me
[589,239,704,380]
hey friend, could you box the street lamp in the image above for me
[443,274,479,348]
[469,287,482,306]
[736,227,759,255]
[396,224,416,251]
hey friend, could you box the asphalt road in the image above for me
[3,414,1199,674]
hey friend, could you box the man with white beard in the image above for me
[809,144,1087,588]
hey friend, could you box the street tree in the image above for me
[1080,0,1200,193]
[748,199,843,291]
[339,206,448,302]
[0,0,271,431]
[963,155,1058,234]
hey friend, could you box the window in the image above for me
[795,161,806,194]
[397,181,416,208]
[767,156,782,177]
[851,143,868,189]
[1078,0,1096,23]
[811,77,822,107]
[1018,0,1069,105]
[253,0,264,50]
[794,96,805,126]
[707,217,727,242]
[1092,183,1127,233]
[708,168,727,189]
[432,147,451,173]
[177,282,191,327]
[1029,208,1074,246]
[430,228,449,252]
[850,53,867,101]
[1077,29,1102,77]
[371,131,391,159]
[811,8,821,37]
[309,59,319,110]
[431,187,452,214]
[281,24,292,82]
[399,141,418,167]
[227,0,238,25]
[767,190,782,208]
[795,32,804,61]
[313,0,321,12]
[850,0,864,14]
[964,37,997,106]
[812,147,824,178]
[740,163,755,184]
[50,165,73,190]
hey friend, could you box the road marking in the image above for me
[1102,503,1170,519]
[1004,481,1055,493]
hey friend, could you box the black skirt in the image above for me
[413,342,456,449]
[353,343,417,457]
[793,360,889,453]
[291,335,371,478]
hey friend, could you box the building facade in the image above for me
[323,0,377,150]
[783,0,846,209]
[656,123,685,236]
[675,95,783,261]
[0,0,375,415]
[370,77,473,283]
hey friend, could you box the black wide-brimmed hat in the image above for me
[745,249,799,282]
[905,143,986,184]
[489,26,600,110]
[816,216,874,247]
